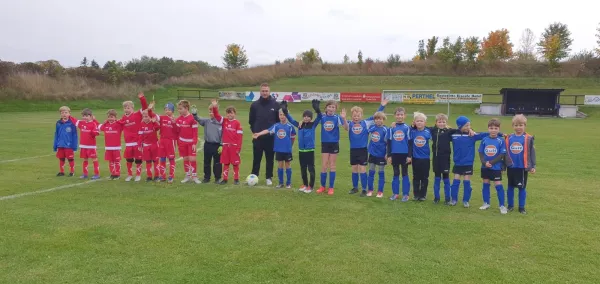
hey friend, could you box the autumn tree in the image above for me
[463,36,481,62]
[418,40,426,60]
[537,22,573,65]
[516,28,536,60]
[343,54,350,63]
[80,57,88,67]
[301,48,322,65]
[478,29,513,61]
[222,43,249,69]
[426,36,438,58]
[357,50,363,68]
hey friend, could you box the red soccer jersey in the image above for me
[99,121,123,150]
[119,110,143,146]
[138,121,160,145]
[75,120,100,149]
[158,115,177,140]
[175,114,198,145]
[212,107,243,149]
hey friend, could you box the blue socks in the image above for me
[320,172,327,187]
[278,168,284,185]
[482,183,491,204]
[378,171,385,192]
[507,186,515,208]
[434,177,441,200]
[518,187,526,208]
[496,184,505,207]
[402,176,410,196]
[463,180,472,202]
[352,172,359,189]
[392,176,400,195]
[286,168,292,186]
[451,179,460,201]
[368,170,375,191]
[360,173,368,190]
[443,178,451,202]
[329,171,336,188]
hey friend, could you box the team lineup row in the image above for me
[53,92,536,214]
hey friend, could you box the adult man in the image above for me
[249,83,280,185]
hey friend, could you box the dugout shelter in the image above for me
[500,88,563,116]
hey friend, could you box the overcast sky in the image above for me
[1,0,599,68]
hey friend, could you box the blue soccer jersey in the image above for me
[387,123,411,154]
[451,132,491,166]
[411,128,432,159]
[478,136,506,170]
[368,125,388,157]
[348,105,385,149]
[268,122,296,153]
[506,133,534,169]
[319,114,344,143]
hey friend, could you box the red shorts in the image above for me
[104,149,121,161]
[124,145,143,160]
[142,143,159,161]
[220,145,240,165]
[79,148,98,159]
[56,148,74,159]
[158,138,176,159]
[178,143,197,157]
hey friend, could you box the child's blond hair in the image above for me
[59,106,71,113]
[435,113,448,122]
[122,101,134,108]
[373,111,387,120]
[350,106,364,115]
[106,109,118,117]
[512,114,527,125]
[178,100,190,110]
[414,111,427,121]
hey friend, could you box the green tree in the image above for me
[595,23,600,57]
[463,36,481,62]
[301,48,322,65]
[343,54,350,64]
[283,58,295,64]
[537,22,573,64]
[426,36,439,58]
[386,54,401,68]
[450,37,464,65]
[90,59,100,69]
[222,43,249,69]
[80,57,88,67]
[357,50,363,68]
[418,40,426,60]
[436,37,453,63]
[37,60,64,77]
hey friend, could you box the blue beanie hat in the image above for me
[456,116,470,131]
[164,102,175,112]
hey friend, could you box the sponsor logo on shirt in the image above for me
[277,129,287,139]
[485,145,498,156]
[371,132,381,142]
[393,130,405,141]
[324,121,334,131]
[415,136,426,147]
[510,142,523,154]
[352,125,363,135]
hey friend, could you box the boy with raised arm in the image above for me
[211,99,243,185]
[175,100,201,184]
[119,93,149,181]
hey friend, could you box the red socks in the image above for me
[190,161,197,177]
[169,158,175,179]
[146,161,153,178]
[127,161,133,176]
[233,164,240,180]
[223,164,230,181]
[93,161,99,176]
[59,159,65,173]
[68,159,75,173]
[83,160,89,176]
[136,162,142,177]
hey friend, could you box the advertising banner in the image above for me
[300,92,340,102]
[584,95,600,105]
[340,92,382,102]
[436,94,482,104]
[245,91,302,102]
[381,92,404,103]
[219,91,246,100]
[401,93,436,104]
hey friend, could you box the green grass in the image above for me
[1,96,600,283]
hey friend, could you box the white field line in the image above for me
[0,154,54,164]
[0,179,103,201]
[175,138,205,162]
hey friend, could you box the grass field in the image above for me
[1,77,600,283]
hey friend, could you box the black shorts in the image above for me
[321,142,339,154]
[432,154,451,175]
[350,148,368,165]
[507,167,528,188]
[391,153,409,166]
[452,165,473,175]
[481,168,502,181]
[368,155,387,166]
[275,152,293,162]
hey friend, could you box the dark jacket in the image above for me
[249,96,280,133]
[430,126,456,157]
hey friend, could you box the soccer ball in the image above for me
[246,174,259,186]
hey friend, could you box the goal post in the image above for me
[381,89,452,120]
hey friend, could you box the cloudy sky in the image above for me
[1,0,598,67]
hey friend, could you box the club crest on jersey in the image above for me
[393,130,405,141]
[371,132,381,142]
[277,129,287,139]
[66,127,72,132]
[414,136,426,147]
[324,121,335,131]
[352,125,363,134]
[510,142,523,154]
[485,145,498,156]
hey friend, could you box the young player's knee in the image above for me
[494,181,502,186]
[160,157,166,162]
[368,163,376,171]
[68,158,74,162]
[135,159,142,164]
[443,173,449,179]
[126,158,134,163]
[482,179,490,184]
[377,165,385,172]
[60,158,66,162]
[146,160,153,163]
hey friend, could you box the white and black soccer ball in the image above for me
[246,174,259,186]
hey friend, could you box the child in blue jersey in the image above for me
[314,100,347,195]
[54,106,79,177]
[504,114,536,214]
[450,116,497,208]
[366,112,389,198]
[410,112,433,201]
[342,100,388,195]
[478,118,508,214]
[253,109,296,188]
[386,107,412,202]
[281,100,322,193]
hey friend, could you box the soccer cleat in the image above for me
[360,190,367,197]
[154,176,161,182]
[433,198,440,204]
[167,177,174,183]
[508,206,514,212]
[389,194,399,201]
[79,175,88,179]
[156,177,165,182]
[348,188,359,194]
[285,184,291,189]
[146,177,153,182]
[193,178,201,184]
[68,173,74,177]
[57,172,65,177]
[327,188,334,195]
[217,179,228,185]
[367,190,373,197]
[299,185,307,192]
[125,176,133,182]
[463,202,470,208]
[304,187,312,193]
[266,179,273,186]
[401,195,410,202]
[201,178,210,184]
[479,203,491,210]
[113,176,120,180]
[134,176,141,182]
[450,201,457,206]
[500,206,508,215]
[519,208,527,215]
[91,175,100,180]
[181,176,191,183]
[316,186,326,194]
[108,175,115,180]
[418,197,426,201]
[376,192,383,198]
[234,179,240,185]
[443,201,450,206]
[276,184,284,188]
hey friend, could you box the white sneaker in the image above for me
[286,185,292,189]
[125,176,133,182]
[463,201,470,208]
[181,176,191,183]
[500,206,508,214]
[299,186,307,192]
[193,177,201,184]
[266,179,273,186]
[479,203,490,210]
[134,176,141,182]
[304,188,312,193]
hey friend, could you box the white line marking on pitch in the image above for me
[0,179,102,201]
[0,154,53,164]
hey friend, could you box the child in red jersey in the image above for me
[138,110,161,182]
[118,93,149,181]
[54,106,78,177]
[98,109,124,180]
[211,99,243,185]
[175,100,201,184]
[148,101,178,183]
[74,108,100,179]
